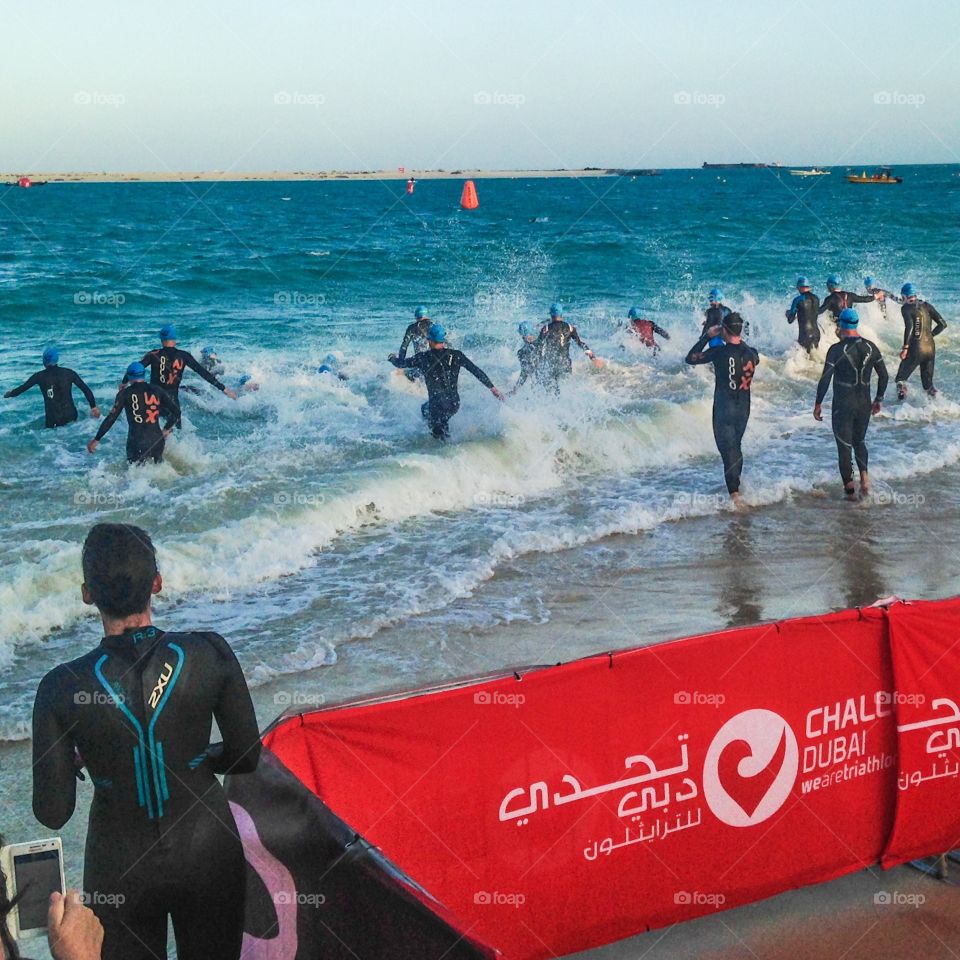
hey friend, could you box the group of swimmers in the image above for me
[1,277,949,503]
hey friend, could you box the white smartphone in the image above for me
[0,837,65,940]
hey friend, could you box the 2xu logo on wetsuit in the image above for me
[130,392,163,425]
[149,662,175,709]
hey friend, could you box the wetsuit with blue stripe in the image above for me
[32,625,261,960]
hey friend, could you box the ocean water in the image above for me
[2,171,960,919]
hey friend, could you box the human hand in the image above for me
[813,404,823,422]
[47,890,104,960]
[90,406,101,418]
[86,439,99,454]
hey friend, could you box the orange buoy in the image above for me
[460,180,479,210]
[406,178,415,195]
[18,176,32,188]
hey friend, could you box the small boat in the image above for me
[846,167,902,184]
[789,168,830,177]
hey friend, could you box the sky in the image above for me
[1,0,959,172]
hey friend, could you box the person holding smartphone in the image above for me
[31,524,261,960]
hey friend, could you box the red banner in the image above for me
[262,604,921,960]
[882,598,960,867]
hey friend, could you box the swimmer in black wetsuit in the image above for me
[509,322,541,394]
[3,347,100,427]
[88,363,179,464]
[818,274,876,337]
[396,306,433,382]
[702,288,732,333]
[538,303,602,390]
[389,323,504,438]
[895,283,947,400]
[32,523,260,960]
[814,308,888,500]
[863,276,902,320]
[135,324,237,427]
[785,277,821,353]
[685,312,760,508]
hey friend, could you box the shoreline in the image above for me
[3,168,621,184]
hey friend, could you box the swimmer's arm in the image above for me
[786,296,800,322]
[817,297,832,316]
[184,353,227,391]
[570,326,594,355]
[901,306,913,348]
[460,354,495,389]
[814,353,837,406]
[207,635,261,775]
[850,292,875,304]
[94,395,124,441]
[930,304,947,337]
[32,672,78,829]
[157,387,180,432]
[652,323,670,339]
[4,371,41,398]
[389,352,420,369]
[685,333,713,365]
[71,371,98,409]
[397,324,417,361]
[872,348,889,403]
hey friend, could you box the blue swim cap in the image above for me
[708,288,722,302]
[427,323,447,342]
[549,302,563,318]
[126,361,146,380]
[796,276,809,288]
[238,374,252,386]
[324,353,338,365]
[827,274,841,288]
[42,346,59,367]
[838,308,859,328]
[414,305,427,319]
[201,345,215,357]
[707,336,725,348]
[518,321,534,338]
[628,306,641,319]
[863,276,876,289]
[159,323,177,341]
[901,282,916,298]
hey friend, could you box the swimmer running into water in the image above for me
[389,323,503,439]
[622,306,669,354]
[538,303,602,391]
[685,312,759,509]
[4,347,100,427]
[785,277,821,354]
[895,283,947,400]
[814,308,888,501]
[509,322,542,395]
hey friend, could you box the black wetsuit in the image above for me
[896,300,946,393]
[816,337,888,488]
[818,291,873,334]
[686,333,760,494]
[391,347,494,439]
[4,366,97,428]
[139,347,227,427]
[786,292,821,351]
[702,304,731,333]
[538,320,592,388]
[514,340,541,390]
[95,382,179,464]
[33,625,259,960]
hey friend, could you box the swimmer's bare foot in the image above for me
[730,492,747,510]
[859,471,870,499]
[844,484,858,502]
